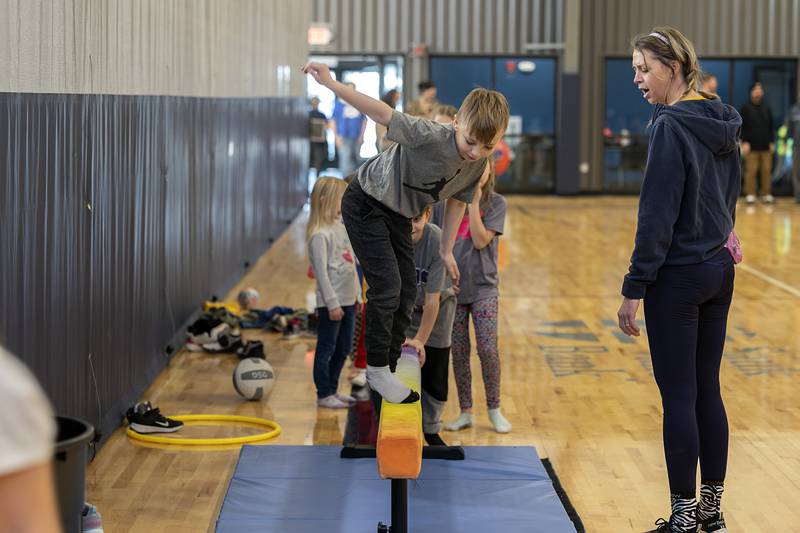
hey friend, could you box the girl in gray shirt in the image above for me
[307,177,361,409]
[445,165,512,434]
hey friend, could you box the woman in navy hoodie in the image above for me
[619,27,741,533]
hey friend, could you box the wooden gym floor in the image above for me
[86,196,800,532]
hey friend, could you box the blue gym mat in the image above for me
[216,445,577,532]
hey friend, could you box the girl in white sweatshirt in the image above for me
[308,177,361,409]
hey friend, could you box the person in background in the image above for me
[786,97,800,203]
[701,73,718,97]
[307,177,361,409]
[331,82,367,176]
[406,81,439,119]
[309,97,329,174]
[375,89,401,153]
[0,344,61,532]
[445,161,512,435]
[406,204,457,447]
[433,104,458,125]
[740,82,775,204]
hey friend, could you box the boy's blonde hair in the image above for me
[632,26,718,100]
[457,88,510,144]
[307,176,347,240]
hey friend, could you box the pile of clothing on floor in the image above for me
[185,288,314,353]
[185,307,247,354]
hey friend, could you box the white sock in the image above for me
[488,408,512,433]
[366,365,419,403]
[444,412,473,431]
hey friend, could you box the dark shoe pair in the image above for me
[644,513,726,533]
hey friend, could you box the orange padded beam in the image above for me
[376,347,423,480]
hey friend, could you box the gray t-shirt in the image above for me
[406,224,456,349]
[356,111,487,218]
[453,193,507,304]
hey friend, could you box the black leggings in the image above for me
[644,249,735,494]
[341,179,416,368]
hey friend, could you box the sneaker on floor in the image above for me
[350,369,367,387]
[644,518,697,533]
[317,395,349,409]
[444,412,473,431]
[336,393,356,404]
[698,513,727,532]
[761,194,775,204]
[126,403,183,434]
[745,194,756,204]
[82,502,104,533]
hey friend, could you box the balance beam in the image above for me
[376,346,423,480]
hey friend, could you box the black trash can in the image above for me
[54,416,95,533]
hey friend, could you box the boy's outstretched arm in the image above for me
[440,198,466,288]
[303,61,394,126]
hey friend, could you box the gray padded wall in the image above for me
[0,93,308,440]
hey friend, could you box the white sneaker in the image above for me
[317,395,348,409]
[488,408,512,433]
[336,393,356,404]
[350,369,367,387]
[761,194,775,204]
[745,194,756,204]
[444,412,473,431]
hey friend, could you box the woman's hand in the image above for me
[329,307,344,321]
[617,297,641,336]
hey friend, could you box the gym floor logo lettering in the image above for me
[536,320,630,378]
[536,319,798,378]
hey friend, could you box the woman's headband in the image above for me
[649,32,670,46]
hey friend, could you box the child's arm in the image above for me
[467,186,497,250]
[303,62,394,126]
[439,198,467,287]
[413,293,441,347]
[308,234,343,320]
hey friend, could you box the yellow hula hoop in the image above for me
[126,414,281,446]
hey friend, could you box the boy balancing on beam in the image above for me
[302,61,509,404]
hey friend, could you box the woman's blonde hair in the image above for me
[632,26,718,100]
[307,176,347,240]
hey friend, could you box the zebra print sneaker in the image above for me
[698,513,727,532]
[644,518,698,533]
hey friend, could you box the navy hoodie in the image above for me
[622,98,742,300]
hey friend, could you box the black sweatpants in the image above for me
[341,179,416,368]
[421,345,450,434]
[644,248,735,494]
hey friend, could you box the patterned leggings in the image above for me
[451,296,501,410]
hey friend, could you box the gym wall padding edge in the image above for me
[0,93,308,446]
